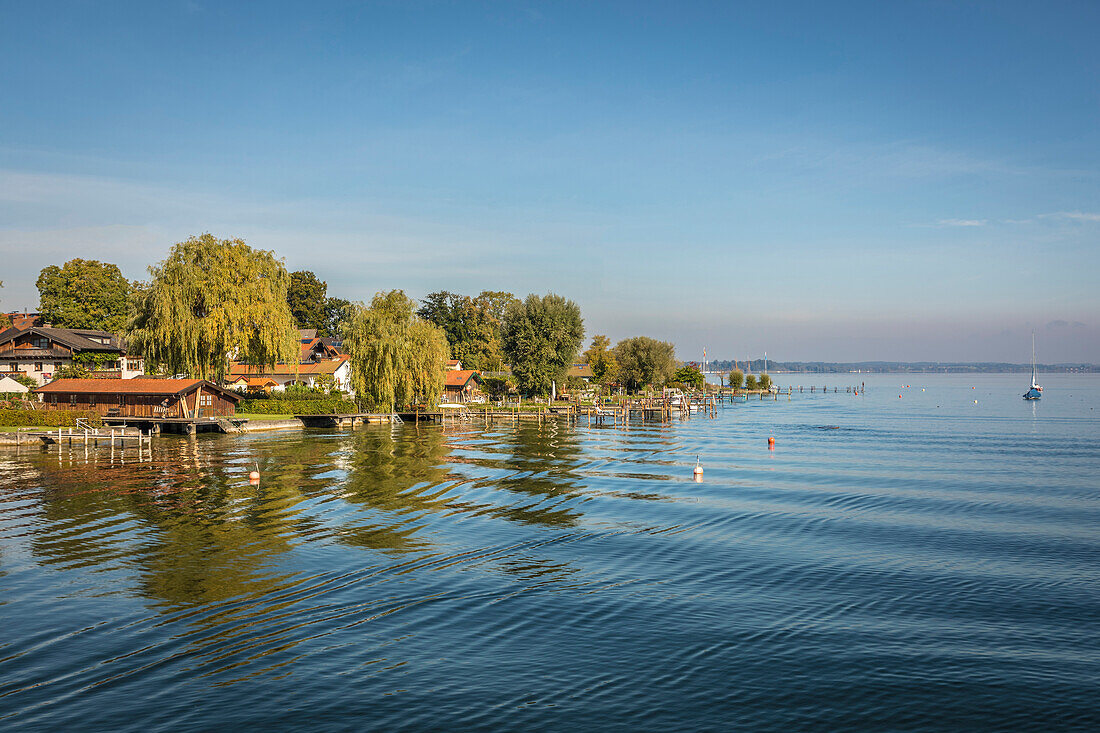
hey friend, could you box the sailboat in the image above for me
[1023,333,1042,400]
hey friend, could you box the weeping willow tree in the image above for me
[343,290,449,411]
[126,234,299,381]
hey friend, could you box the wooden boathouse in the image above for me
[33,378,242,433]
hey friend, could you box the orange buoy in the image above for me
[768,436,775,445]
[249,470,260,480]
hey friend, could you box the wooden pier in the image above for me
[297,413,403,427]
[24,425,152,447]
[102,415,249,435]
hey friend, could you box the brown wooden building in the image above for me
[34,378,241,418]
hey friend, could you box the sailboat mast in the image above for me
[1032,332,1037,384]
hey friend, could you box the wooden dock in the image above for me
[297,413,404,427]
[102,415,249,435]
[26,425,152,447]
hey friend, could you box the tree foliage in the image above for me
[500,293,584,396]
[612,336,676,392]
[583,334,618,384]
[52,364,91,380]
[322,297,355,339]
[758,373,773,391]
[744,374,759,390]
[343,290,449,410]
[672,364,705,391]
[36,259,132,332]
[728,369,744,389]
[417,290,517,371]
[126,234,300,381]
[287,270,328,332]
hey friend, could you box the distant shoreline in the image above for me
[701,361,1097,374]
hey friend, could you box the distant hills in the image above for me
[696,360,1097,374]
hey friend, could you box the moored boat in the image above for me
[1024,333,1042,400]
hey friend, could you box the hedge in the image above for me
[238,397,359,415]
[0,408,104,428]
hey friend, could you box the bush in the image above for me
[0,408,103,428]
[758,374,773,391]
[744,374,758,390]
[238,397,358,415]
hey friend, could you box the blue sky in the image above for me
[2,1,1098,362]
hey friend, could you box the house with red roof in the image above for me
[443,370,483,403]
[228,355,353,394]
[34,378,240,418]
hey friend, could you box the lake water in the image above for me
[1,374,1098,731]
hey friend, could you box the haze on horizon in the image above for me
[1,1,1098,364]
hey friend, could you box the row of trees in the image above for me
[23,235,593,408]
[580,334,678,391]
[724,370,773,391]
[27,235,767,403]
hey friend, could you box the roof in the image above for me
[299,338,342,362]
[0,375,29,392]
[230,376,279,388]
[2,312,43,330]
[0,326,125,354]
[567,363,595,378]
[445,369,481,388]
[34,378,241,402]
[298,329,318,340]
[229,356,350,377]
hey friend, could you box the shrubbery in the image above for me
[0,407,103,427]
[238,397,358,415]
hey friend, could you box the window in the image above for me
[69,394,76,406]
[33,337,48,348]
[199,394,213,407]
[50,395,57,405]
[89,395,96,407]
[34,362,43,372]
[54,363,62,371]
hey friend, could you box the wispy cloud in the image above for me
[1039,211,1100,223]
[936,218,987,227]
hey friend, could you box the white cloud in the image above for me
[936,218,987,227]
[1039,211,1100,223]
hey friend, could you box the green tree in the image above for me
[758,373,773,391]
[287,270,328,332]
[583,334,618,385]
[36,259,132,332]
[126,234,300,381]
[500,293,585,396]
[745,374,758,390]
[418,290,517,371]
[9,373,38,389]
[612,336,676,392]
[52,364,91,380]
[728,369,744,389]
[343,290,449,410]
[322,297,355,339]
[672,364,705,391]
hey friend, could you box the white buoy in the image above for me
[693,457,703,477]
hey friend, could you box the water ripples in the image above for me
[2,377,1099,730]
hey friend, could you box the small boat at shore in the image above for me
[1024,333,1042,400]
